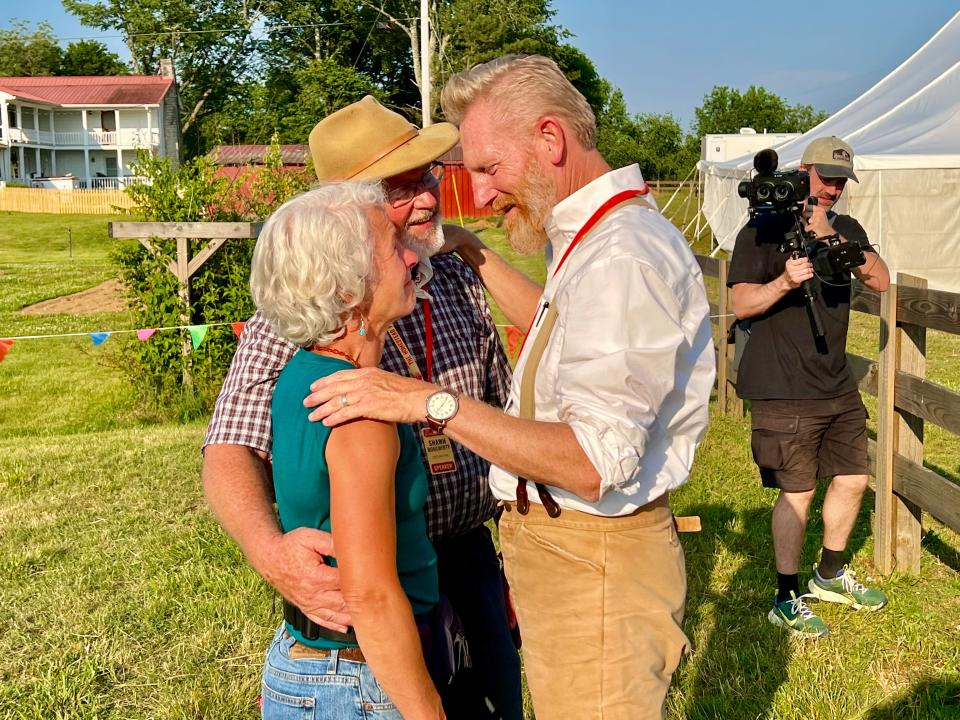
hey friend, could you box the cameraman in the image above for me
[728,137,890,637]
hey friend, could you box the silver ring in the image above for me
[340,393,349,408]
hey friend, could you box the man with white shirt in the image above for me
[305,55,715,720]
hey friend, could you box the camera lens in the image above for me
[774,183,791,202]
[756,183,773,202]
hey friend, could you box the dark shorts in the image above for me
[750,390,869,492]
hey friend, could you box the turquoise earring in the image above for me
[358,316,366,336]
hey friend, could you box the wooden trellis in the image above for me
[108,221,262,384]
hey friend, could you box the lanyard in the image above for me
[516,187,648,358]
[387,296,433,382]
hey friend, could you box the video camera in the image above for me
[737,149,868,354]
[737,149,809,216]
[738,149,867,276]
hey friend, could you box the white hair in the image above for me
[250,182,386,346]
[441,54,596,149]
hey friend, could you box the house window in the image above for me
[101,112,117,132]
[8,106,17,128]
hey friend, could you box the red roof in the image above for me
[437,144,464,164]
[207,144,310,166]
[0,76,173,106]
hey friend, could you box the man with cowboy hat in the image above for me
[202,96,521,718]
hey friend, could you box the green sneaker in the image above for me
[768,592,830,638]
[808,565,888,611]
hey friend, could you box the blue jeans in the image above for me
[435,524,523,720]
[261,626,402,720]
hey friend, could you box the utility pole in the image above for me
[420,0,431,126]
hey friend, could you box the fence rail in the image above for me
[698,254,960,575]
[0,186,135,214]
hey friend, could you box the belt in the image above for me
[288,640,366,663]
[501,492,669,516]
[283,599,358,644]
[500,493,701,532]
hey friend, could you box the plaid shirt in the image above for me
[203,253,512,540]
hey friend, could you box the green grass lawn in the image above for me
[1,212,958,719]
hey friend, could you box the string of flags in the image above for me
[0,322,528,363]
[0,321,247,363]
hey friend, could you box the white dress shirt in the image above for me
[488,165,716,516]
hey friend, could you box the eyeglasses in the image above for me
[385,162,444,207]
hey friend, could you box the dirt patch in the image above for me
[21,279,128,316]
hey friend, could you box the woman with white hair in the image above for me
[250,182,445,720]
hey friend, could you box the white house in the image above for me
[0,64,181,190]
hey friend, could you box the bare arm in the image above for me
[444,397,601,501]
[731,257,814,320]
[304,372,601,502]
[327,421,444,720]
[442,224,542,328]
[202,444,349,631]
[853,251,890,292]
[804,204,889,292]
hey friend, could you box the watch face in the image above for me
[427,391,457,421]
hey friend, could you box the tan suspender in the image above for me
[515,303,561,517]
[513,196,656,517]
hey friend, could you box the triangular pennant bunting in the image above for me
[505,325,523,359]
[188,325,209,349]
[90,332,111,347]
[0,338,13,363]
[136,328,157,341]
[231,322,246,339]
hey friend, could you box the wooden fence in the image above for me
[698,254,960,575]
[0,186,135,214]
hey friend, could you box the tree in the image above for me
[694,85,828,137]
[63,0,266,154]
[0,20,62,76]
[255,0,604,136]
[281,59,382,141]
[59,39,129,75]
[596,84,697,179]
[429,0,606,120]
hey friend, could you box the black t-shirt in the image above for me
[727,212,869,400]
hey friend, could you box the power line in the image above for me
[45,19,418,44]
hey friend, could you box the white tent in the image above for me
[701,10,960,291]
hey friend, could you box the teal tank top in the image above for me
[271,350,438,648]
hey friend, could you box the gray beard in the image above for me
[404,213,445,258]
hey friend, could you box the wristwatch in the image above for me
[425,389,460,433]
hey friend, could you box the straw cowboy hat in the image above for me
[309,95,459,182]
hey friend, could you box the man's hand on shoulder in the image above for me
[440,223,485,257]
[258,526,351,632]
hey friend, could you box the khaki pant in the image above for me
[499,497,688,720]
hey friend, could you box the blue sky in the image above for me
[8,1,960,130]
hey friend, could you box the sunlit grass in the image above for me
[1,211,958,719]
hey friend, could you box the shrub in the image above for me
[113,139,312,417]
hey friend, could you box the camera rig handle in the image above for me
[780,220,827,353]
[791,247,826,345]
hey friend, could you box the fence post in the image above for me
[717,258,729,414]
[875,281,898,574]
[176,237,192,387]
[892,273,925,573]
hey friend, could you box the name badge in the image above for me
[420,427,457,475]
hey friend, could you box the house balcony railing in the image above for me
[7,127,160,148]
[76,176,150,190]
[29,175,150,190]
